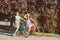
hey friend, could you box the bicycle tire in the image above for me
[23,31,29,38]
[37,26,44,36]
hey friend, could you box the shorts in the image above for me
[26,23,34,27]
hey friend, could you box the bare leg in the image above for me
[13,24,20,36]
[26,27,31,36]
[28,27,31,32]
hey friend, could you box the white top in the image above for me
[15,16,23,22]
[13,16,23,28]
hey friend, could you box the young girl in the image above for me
[13,12,25,36]
[24,13,34,35]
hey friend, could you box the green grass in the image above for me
[35,32,56,35]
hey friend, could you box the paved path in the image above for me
[0,34,60,40]
[0,30,60,40]
[0,29,60,40]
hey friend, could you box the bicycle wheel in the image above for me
[22,27,29,38]
[37,26,44,36]
[23,31,30,38]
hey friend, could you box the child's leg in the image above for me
[26,27,31,36]
[28,27,31,32]
[13,24,20,36]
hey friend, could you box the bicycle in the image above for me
[30,24,44,36]
[18,21,44,38]
[18,21,28,37]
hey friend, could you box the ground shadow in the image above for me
[0,29,13,36]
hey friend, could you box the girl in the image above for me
[13,12,25,36]
[24,13,34,36]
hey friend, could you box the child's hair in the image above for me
[15,11,19,15]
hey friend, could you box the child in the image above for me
[24,13,34,36]
[13,12,25,36]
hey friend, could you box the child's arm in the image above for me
[20,17,25,22]
[24,14,27,19]
[30,17,35,22]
